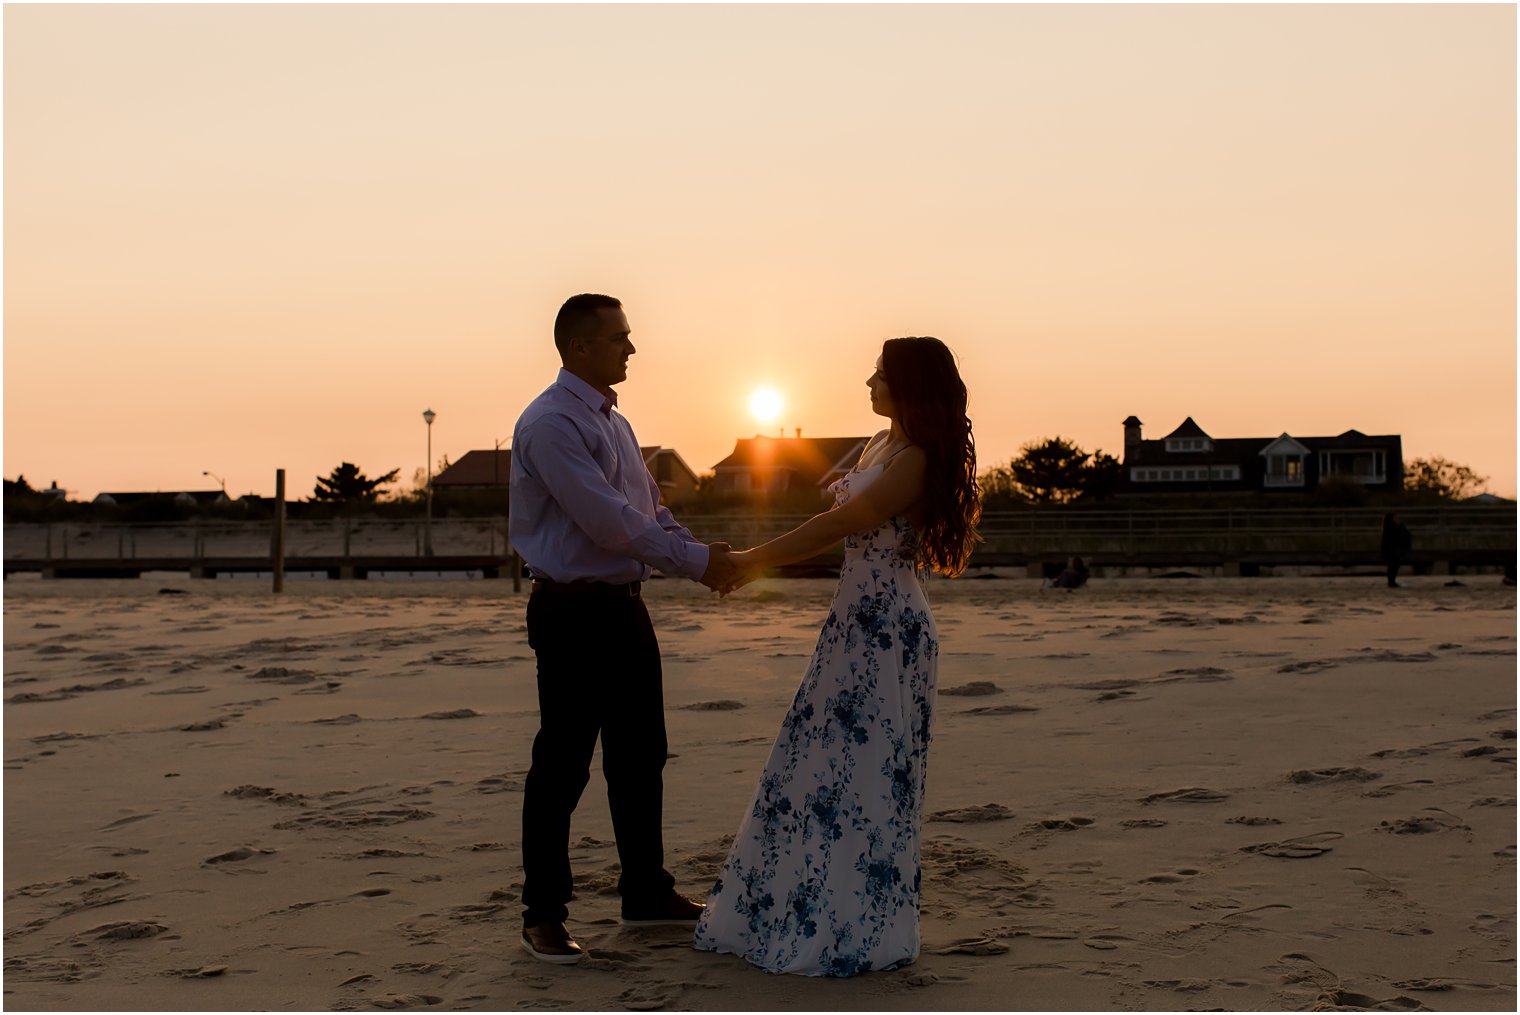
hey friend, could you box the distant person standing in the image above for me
[1379,512,1413,588]
[508,293,737,964]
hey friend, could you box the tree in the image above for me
[1080,451,1123,502]
[312,462,400,503]
[1404,457,1488,500]
[1007,436,1092,504]
[4,475,35,497]
[976,464,1027,510]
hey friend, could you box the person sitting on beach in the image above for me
[1044,555,1090,590]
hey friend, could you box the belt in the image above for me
[531,578,642,598]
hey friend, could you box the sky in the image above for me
[4,3,1515,501]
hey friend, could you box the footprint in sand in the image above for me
[1377,809,1470,835]
[369,993,443,1009]
[1155,666,1232,683]
[1121,818,1168,829]
[1227,816,1284,826]
[932,936,1009,956]
[475,775,525,794]
[675,700,745,710]
[203,846,276,865]
[225,785,309,806]
[1140,868,1201,883]
[1362,779,1435,798]
[86,920,169,941]
[1141,787,1229,805]
[939,681,1001,696]
[1240,831,1344,859]
[246,666,317,685]
[1348,648,1438,665]
[1277,660,1338,674]
[964,703,1040,715]
[1143,978,1212,993]
[1288,767,1381,785]
[293,682,344,695]
[1314,987,1427,1011]
[1034,817,1095,831]
[928,803,1014,823]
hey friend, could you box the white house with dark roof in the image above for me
[1118,416,1403,495]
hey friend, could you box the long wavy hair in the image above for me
[880,336,981,576]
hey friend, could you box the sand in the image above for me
[3,574,1514,1012]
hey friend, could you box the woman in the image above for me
[693,336,980,976]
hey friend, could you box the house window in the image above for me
[1320,450,1385,484]
[1164,438,1212,453]
[1264,455,1304,486]
[731,472,750,492]
[1133,466,1238,483]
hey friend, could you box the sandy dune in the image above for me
[3,574,1514,1011]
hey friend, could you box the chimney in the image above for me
[1122,416,1143,464]
[795,428,801,439]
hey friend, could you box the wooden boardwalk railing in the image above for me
[3,506,1514,579]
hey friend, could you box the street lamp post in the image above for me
[423,409,436,557]
[202,471,227,496]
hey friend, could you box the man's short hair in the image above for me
[554,294,622,355]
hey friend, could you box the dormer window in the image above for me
[1164,437,1212,453]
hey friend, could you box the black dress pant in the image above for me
[521,585,675,927]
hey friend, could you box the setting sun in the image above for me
[749,387,783,425]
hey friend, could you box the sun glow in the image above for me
[749,387,783,425]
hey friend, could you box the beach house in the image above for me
[709,433,870,498]
[1118,416,1404,495]
[434,446,701,506]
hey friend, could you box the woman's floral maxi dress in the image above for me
[693,464,938,976]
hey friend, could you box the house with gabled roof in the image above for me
[710,434,870,497]
[1118,416,1403,495]
[434,446,701,506]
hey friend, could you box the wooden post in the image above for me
[273,469,286,594]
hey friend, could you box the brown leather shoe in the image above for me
[621,892,705,927]
[521,922,584,964]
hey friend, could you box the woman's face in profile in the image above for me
[867,356,894,418]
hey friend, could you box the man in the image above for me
[508,294,736,964]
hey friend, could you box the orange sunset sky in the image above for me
[4,4,1515,501]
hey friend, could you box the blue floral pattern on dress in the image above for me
[693,464,938,976]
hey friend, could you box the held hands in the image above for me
[699,542,737,592]
[698,542,763,596]
[719,549,762,597]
